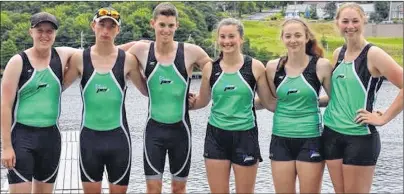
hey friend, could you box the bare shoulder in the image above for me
[8,54,23,66]
[368,45,387,57]
[332,46,343,60]
[184,42,201,51]
[317,57,331,68]
[266,58,280,72]
[251,58,265,70]
[184,43,206,55]
[333,46,343,55]
[2,54,23,78]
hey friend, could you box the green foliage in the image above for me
[1,39,18,69]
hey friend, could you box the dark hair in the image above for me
[153,2,178,20]
[214,18,245,62]
[279,18,324,67]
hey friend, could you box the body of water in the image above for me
[1,79,402,193]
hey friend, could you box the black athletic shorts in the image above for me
[269,134,323,162]
[7,122,61,184]
[322,125,381,166]
[204,123,262,166]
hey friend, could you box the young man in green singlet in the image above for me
[63,7,147,193]
[126,2,211,193]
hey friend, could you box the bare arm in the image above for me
[55,47,81,75]
[317,58,333,107]
[1,55,22,169]
[319,48,340,106]
[253,59,276,112]
[356,46,403,126]
[125,51,148,97]
[118,41,138,51]
[261,59,280,112]
[189,44,212,71]
[190,61,212,110]
[62,51,82,91]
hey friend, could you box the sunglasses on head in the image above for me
[97,8,120,20]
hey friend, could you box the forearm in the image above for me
[382,89,403,124]
[191,96,209,110]
[257,94,276,112]
[1,106,13,149]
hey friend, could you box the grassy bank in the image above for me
[243,20,403,66]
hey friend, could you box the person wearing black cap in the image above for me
[0,11,79,193]
[63,7,147,193]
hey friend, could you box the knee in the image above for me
[146,181,162,194]
[171,182,186,194]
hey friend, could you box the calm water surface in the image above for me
[1,79,402,193]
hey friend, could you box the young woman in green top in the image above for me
[190,18,275,193]
[322,2,403,193]
[265,18,333,193]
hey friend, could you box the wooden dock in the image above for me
[1,131,109,193]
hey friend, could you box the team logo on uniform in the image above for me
[309,150,321,158]
[149,61,156,66]
[224,85,236,91]
[287,89,299,95]
[37,82,48,89]
[95,84,109,93]
[159,76,173,85]
[336,74,346,79]
[243,155,255,163]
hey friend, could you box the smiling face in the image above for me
[336,7,366,39]
[91,18,120,43]
[281,22,309,54]
[29,22,56,49]
[218,24,243,54]
[151,15,178,44]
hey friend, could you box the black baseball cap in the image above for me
[30,12,59,29]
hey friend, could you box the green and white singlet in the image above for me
[208,55,257,131]
[12,48,63,127]
[273,56,322,138]
[323,44,383,135]
[80,48,129,131]
[144,42,190,124]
